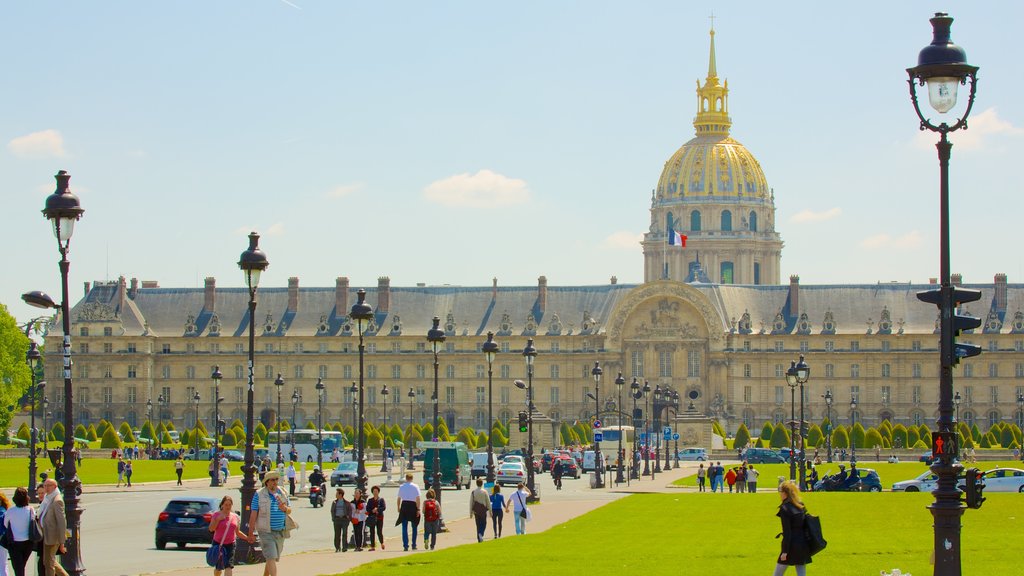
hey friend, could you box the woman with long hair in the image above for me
[208,496,250,576]
[2,488,36,576]
[350,489,367,552]
[774,480,811,576]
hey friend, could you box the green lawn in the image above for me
[672,461,1024,489]
[336,492,1022,576]
[0,457,249,487]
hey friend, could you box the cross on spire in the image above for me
[709,11,716,32]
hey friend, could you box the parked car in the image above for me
[744,448,787,464]
[981,467,1024,492]
[154,497,218,550]
[222,450,245,462]
[496,462,527,486]
[893,470,941,492]
[677,447,708,461]
[330,462,359,486]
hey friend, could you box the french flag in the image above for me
[668,228,687,247]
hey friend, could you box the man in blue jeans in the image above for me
[395,473,422,551]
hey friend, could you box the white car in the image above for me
[892,470,942,492]
[495,462,526,486]
[981,467,1024,492]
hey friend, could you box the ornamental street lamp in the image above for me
[192,391,201,462]
[426,316,446,502]
[146,399,153,453]
[351,290,374,494]
[591,362,604,488]
[653,385,662,475]
[275,374,286,465]
[907,13,979,576]
[291,389,301,456]
[953,391,961,428]
[789,356,810,489]
[316,378,325,470]
[850,395,858,465]
[350,382,358,441]
[642,380,651,477]
[672,390,681,469]
[482,332,499,484]
[630,378,641,480]
[664,388,676,471]
[823,389,834,463]
[381,384,390,472]
[42,398,50,454]
[614,373,626,484]
[157,394,168,451]
[522,338,538,499]
[27,341,42,501]
[235,231,269,563]
[1017,393,1024,461]
[786,363,798,482]
[407,387,416,470]
[22,170,85,574]
[210,366,223,487]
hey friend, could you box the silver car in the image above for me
[496,462,526,486]
[330,462,359,486]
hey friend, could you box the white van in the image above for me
[471,452,496,478]
[582,450,605,473]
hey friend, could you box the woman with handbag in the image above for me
[506,482,532,536]
[208,496,250,576]
[365,486,386,551]
[350,489,367,552]
[773,480,811,576]
[2,488,37,576]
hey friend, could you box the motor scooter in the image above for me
[309,484,325,507]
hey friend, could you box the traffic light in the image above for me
[964,467,986,509]
[917,286,982,366]
[518,411,528,433]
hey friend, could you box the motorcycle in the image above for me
[309,484,325,508]
[813,472,863,492]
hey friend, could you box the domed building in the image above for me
[643,28,783,285]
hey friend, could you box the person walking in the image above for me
[246,471,291,576]
[773,480,811,576]
[116,457,126,487]
[174,456,184,485]
[330,488,351,552]
[725,467,737,493]
[285,463,297,497]
[421,489,441,550]
[747,464,760,493]
[714,462,725,492]
[508,482,532,536]
[220,454,230,485]
[124,460,133,487]
[33,485,45,576]
[736,466,747,493]
[3,488,36,576]
[469,478,490,542]
[0,489,10,576]
[350,489,367,552]
[366,485,386,551]
[489,484,505,538]
[38,479,68,576]
[208,495,250,576]
[395,473,421,552]
[697,463,707,492]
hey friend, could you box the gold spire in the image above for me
[693,26,731,136]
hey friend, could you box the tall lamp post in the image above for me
[275,375,285,465]
[316,378,325,470]
[145,399,153,456]
[653,385,662,474]
[407,387,416,470]
[26,342,43,501]
[591,362,604,488]
[351,289,374,494]
[953,391,961,429]
[1017,393,1024,462]
[907,13,979,576]
[210,366,223,487]
[642,380,651,476]
[426,317,446,501]
[42,398,50,454]
[349,382,358,444]
[786,363,798,482]
[522,338,538,499]
[787,356,810,489]
[823,390,834,462]
[381,384,390,472]
[850,395,858,465]
[482,332,499,484]
[22,170,85,574]
[192,391,201,462]
[630,378,641,480]
[671,390,680,469]
[614,373,625,484]
[664,388,676,471]
[235,231,269,564]
[290,390,300,457]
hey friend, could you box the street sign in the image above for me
[594,432,603,442]
[639,432,647,441]
[663,426,671,435]
[932,431,959,460]
[672,433,680,441]
[592,419,602,429]
[663,432,671,441]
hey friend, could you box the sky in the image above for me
[3,1,1022,325]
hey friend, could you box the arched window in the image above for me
[753,263,761,285]
[749,211,758,232]
[743,408,755,429]
[721,262,735,284]
[716,98,722,111]
[773,410,785,424]
[988,410,1000,425]
[690,210,702,232]
[963,411,975,426]
[721,210,732,231]
[912,412,923,426]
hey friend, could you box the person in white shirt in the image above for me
[508,482,532,535]
[747,465,760,493]
[395,473,422,551]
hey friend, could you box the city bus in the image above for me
[266,429,348,463]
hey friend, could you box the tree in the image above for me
[970,423,982,443]
[476,431,488,448]
[760,422,774,441]
[73,423,88,441]
[230,418,245,431]
[891,424,908,450]
[455,428,477,449]
[850,423,866,449]
[0,304,32,433]
[769,423,791,448]
[86,426,98,442]
[805,424,822,448]
[865,428,884,450]
[222,428,239,447]
[421,423,435,442]
[100,426,122,449]
[305,420,317,430]
[712,420,726,438]
[140,420,157,441]
[161,430,174,445]
[490,429,508,448]
[1000,426,1016,448]
[831,427,849,449]
[16,422,31,441]
[907,426,920,448]
[408,428,425,449]
[255,422,268,443]
[733,423,752,450]
[366,429,383,449]
[51,421,65,442]
[119,422,136,443]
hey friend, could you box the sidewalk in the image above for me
[154,465,695,576]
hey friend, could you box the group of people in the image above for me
[696,462,761,493]
[0,479,69,576]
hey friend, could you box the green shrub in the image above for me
[712,420,726,438]
[140,420,157,441]
[865,428,884,450]
[831,427,849,449]
[806,424,822,448]
[16,423,31,441]
[907,426,920,448]
[1000,427,1016,448]
[161,431,173,445]
[222,428,239,447]
[100,426,122,449]
[476,432,488,448]
[119,422,135,442]
[733,424,752,450]
[760,422,774,441]
[891,424,908,449]
[769,423,790,448]
[851,423,866,449]
[73,424,88,440]
[51,422,65,442]
[455,428,477,449]
[913,439,929,450]
[86,427,98,442]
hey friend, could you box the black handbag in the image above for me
[29,518,43,544]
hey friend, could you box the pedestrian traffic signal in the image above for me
[964,467,986,509]
[518,411,528,433]
[917,286,982,366]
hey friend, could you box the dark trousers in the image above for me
[352,521,364,549]
[333,518,350,551]
[474,512,487,541]
[7,539,33,576]
[175,469,183,485]
[288,477,296,496]
[698,476,706,491]
[368,518,383,548]
[492,509,503,537]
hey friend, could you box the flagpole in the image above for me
[663,229,668,280]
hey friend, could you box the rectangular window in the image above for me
[881,341,890,353]
[500,342,510,353]
[912,386,922,405]
[500,386,510,404]
[235,343,244,354]
[1017,341,1024,352]
[127,365,138,378]
[445,342,455,353]
[319,343,328,354]
[392,342,401,353]
[417,342,426,353]
[850,385,860,402]
[800,341,809,353]
[102,387,113,404]
[880,364,890,378]
[743,364,752,378]
[850,341,860,352]
[825,341,835,352]
[160,386,171,404]
[550,386,560,404]
[825,364,834,378]
[209,343,219,354]
[658,351,672,377]
[913,364,922,378]
[743,341,751,352]
[368,386,377,405]
[103,343,113,354]
[912,341,922,352]
[393,365,402,379]
[476,387,485,404]
[775,364,784,378]
[295,365,304,379]
[476,365,485,379]
[102,366,112,378]
[344,365,353,379]
[1016,363,1024,378]
[774,386,784,404]
[162,365,171,379]
[880,386,891,404]
[500,365,510,379]
[445,386,456,404]
[234,365,244,379]
[162,344,171,354]
[743,386,752,403]
[80,327,89,337]
[850,364,860,378]
[445,365,455,379]
[79,343,89,354]
[319,365,328,379]
[964,386,973,403]
[368,365,378,379]
[127,343,137,353]
[127,386,137,403]
[186,343,195,353]
[416,365,425,379]
[687,350,700,378]
[964,364,974,378]
[988,341,998,352]
[264,365,274,379]
[989,363,999,378]
[367,343,376,354]
[550,364,561,379]
[631,350,644,377]
[103,327,113,337]
[79,365,90,379]
[774,341,784,353]
[990,386,999,404]
[550,342,560,353]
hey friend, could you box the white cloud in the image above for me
[789,207,841,224]
[860,230,923,250]
[423,169,530,208]
[913,107,1023,151]
[603,231,643,250]
[8,129,67,159]
[326,182,364,198]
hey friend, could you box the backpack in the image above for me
[424,500,440,522]
[804,512,827,556]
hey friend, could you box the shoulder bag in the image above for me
[804,510,827,556]
[205,515,230,567]
[28,511,43,544]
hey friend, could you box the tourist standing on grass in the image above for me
[421,489,441,550]
[725,467,737,492]
[490,484,505,538]
[508,482,532,535]
[714,462,725,492]
[736,466,747,493]
[395,473,421,551]
[773,480,810,576]
[174,456,184,485]
[366,485,386,551]
[469,478,490,542]
[747,465,760,492]
[246,471,290,576]
[208,495,250,576]
[3,488,36,576]
[330,488,351,552]
[696,464,706,492]
[350,489,367,552]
